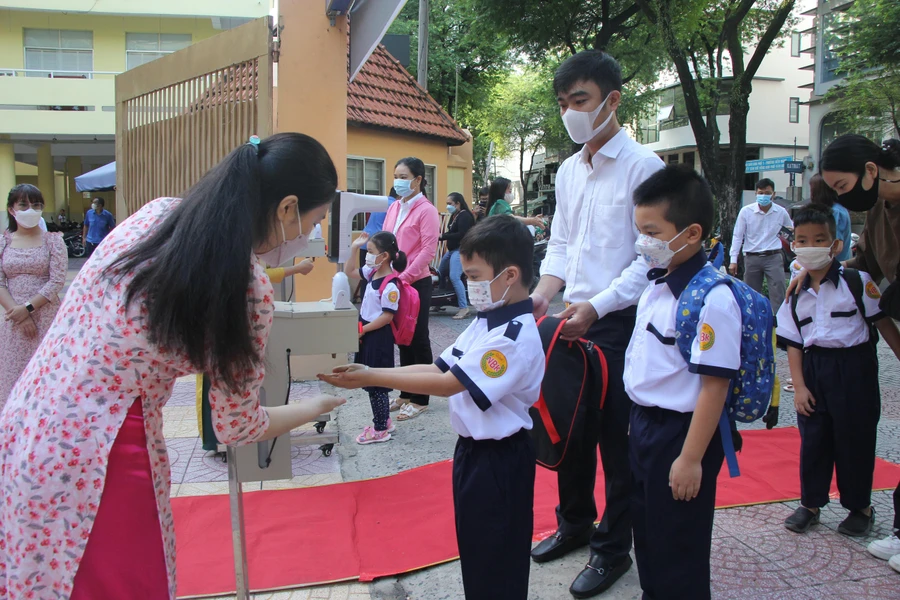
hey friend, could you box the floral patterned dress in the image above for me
[0,231,67,406]
[0,198,274,600]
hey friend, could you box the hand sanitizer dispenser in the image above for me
[332,272,352,310]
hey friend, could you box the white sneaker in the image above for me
[890,554,900,574]
[868,533,900,560]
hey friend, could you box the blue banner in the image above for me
[745,156,793,173]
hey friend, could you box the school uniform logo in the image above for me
[388,290,399,303]
[699,323,716,351]
[865,281,881,299]
[480,350,508,378]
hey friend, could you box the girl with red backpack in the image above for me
[345,231,409,444]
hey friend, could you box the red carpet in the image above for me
[172,428,900,598]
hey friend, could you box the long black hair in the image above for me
[809,173,839,209]
[370,231,408,272]
[395,157,428,198]
[487,177,511,216]
[107,132,337,392]
[447,192,470,213]
[7,184,44,232]
[821,135,900,174]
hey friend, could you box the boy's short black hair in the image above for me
[792,204,836,239]
[460,215,534,285]
[633,165,715,239]
[756,178,775,191]
[553,50,622,97]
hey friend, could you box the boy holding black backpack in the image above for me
[625,166,764,600]
[776,204,900,536]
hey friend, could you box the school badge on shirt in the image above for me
[480,350,508,378]
[388,290,399,303]
[699,323,716,351]
[865,281,882,299]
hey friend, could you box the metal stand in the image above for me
[226,445,250,600]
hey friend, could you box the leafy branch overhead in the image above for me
[825,0,900,137]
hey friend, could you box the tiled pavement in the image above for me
[62,255,899,599]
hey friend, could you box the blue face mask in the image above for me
[447,205,457,214]
[756,194,773,207]
[393,178,414,198]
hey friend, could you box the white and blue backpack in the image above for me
[672,244,776,477]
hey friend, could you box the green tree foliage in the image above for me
[475,69,570,207]
[387,1,515,188]
[636,0,796,244]
[825,0,900,137]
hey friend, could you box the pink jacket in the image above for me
[382,194,440,284]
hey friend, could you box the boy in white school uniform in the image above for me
[776,204,900,537]
[320,215,545,600]
[625,166,741,600]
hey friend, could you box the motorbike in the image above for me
[63,229,85,258]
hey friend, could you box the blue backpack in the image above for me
[673,262,776,477]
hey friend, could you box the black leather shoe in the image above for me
[569,554,633,599]
[530,529,592,564]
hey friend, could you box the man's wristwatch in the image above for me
[25,302,34,313]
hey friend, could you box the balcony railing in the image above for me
[0,68,121,79]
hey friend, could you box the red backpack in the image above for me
[378,275,420,346]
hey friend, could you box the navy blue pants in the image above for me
[797,343,880,511]
[630,404,724,600]
[556,311,636,560]
[453,429,535,600]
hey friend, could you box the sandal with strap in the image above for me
[397,403,427,421]
[389,399,406,412]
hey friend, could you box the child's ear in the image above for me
[832,238,844,256]
[687,223,704,244]
[505,265,521,287]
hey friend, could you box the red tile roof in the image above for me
[348,45,469,146]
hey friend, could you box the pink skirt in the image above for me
[71,400,169,599]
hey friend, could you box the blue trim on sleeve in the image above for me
[435,358,450,373]
[688,362,739,379]
[450,365,492,412]
[382,308,398,314]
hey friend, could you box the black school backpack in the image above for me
[529,316,608,470]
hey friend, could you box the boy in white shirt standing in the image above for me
[626,166,742,599]
[776,204,900,537]
[321,215,545,599]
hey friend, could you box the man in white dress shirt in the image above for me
[529,50,664,599]
[728,178,793,309]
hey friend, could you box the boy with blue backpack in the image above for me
[625,166,775,599]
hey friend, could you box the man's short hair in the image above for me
[792,204,836,239]
[756,178,775,191]
[633,165,715,240]
[93,197,105,207]
[478,186,489,197]
[554,50,623,97]
[460,215,534,285]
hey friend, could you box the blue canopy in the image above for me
[75,161,116,192]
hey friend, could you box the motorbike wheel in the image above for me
[67,239,86,259]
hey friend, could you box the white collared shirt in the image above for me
[776,263,884,349]
[393,193,424,234]
[435,300,545,440]
[359,266,400,322]
[540,128,665,318]
[729,202,793,262]
[624,253,742,413]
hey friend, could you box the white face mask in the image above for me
[467,268,510,313]
[14,208,42,229]
[791,245,835,271]
[561,94,614,144]
[365,252,385,269]
[634,228,689,270]
[256,203,309,267]
[504,192,513,202]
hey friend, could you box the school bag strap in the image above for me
[707,242,725,271]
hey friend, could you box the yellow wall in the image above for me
[0,9,225,136]
[348,127,472,205]
[2,1,268,19]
